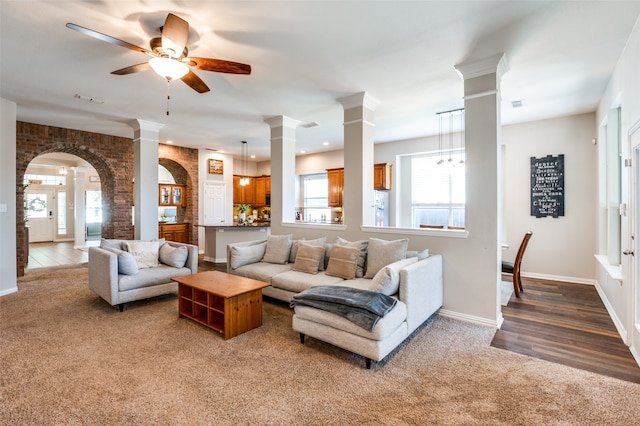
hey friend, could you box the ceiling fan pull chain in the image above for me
[166,79,171,116]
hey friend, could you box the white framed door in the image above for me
[25,188,54,242]
[203,182,225,225]
[629,120,640,360]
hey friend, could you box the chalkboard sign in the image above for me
[530,154,564,218]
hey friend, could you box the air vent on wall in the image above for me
[301,122,319,128]
[511,100,524,108]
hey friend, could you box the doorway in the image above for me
[25,188,54,243]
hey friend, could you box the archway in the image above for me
[15,122,134,276]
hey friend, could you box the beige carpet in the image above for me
[2,265,640,425]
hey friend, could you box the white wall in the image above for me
[502,113,597,283]
[0,97,18,295]
[596,16,640,354]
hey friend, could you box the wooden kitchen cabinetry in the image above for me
[159,222,190,243]
[159,184,187,207]
[233,175,255,205]
[253,176,271,206]
[327,168,344,207]
[374,163,392,190]
[234,175,271,206]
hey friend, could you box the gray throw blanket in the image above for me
[290,286,397,331]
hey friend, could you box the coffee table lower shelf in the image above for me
[174,271,269,340]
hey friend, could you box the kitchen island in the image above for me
[199,224,271,263]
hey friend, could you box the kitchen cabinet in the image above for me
[253,176,271,206]
[233,175,255,205]
[159,184,186,207]
[374,163,392,190]
[159,222,190,243]
[327,168,344,207]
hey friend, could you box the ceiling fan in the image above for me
[66,13,251,93]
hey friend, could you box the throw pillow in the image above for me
[370,257,418,295]
[300,237,327,271]
[262,234,293,264]
[406,249,430,260]
[334,237,368,277]
[288,240,300,264]
[292,242,325,274]
[159,243,189,268]
[364,238,409,279]
[123,240,160,269]
[230,242,267,270]
[104,247,139,275]
[325,245,360,280]
[100,238,123,250]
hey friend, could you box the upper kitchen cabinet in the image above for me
[327,168,344,207]
[253,176,271,206]
[159,184,186,207]
[374,163,392,190]
[233,175,255,205]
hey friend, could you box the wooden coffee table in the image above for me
[172,271,270,339]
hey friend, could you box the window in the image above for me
[24,173,66,186]
[411,151,465,228]
[57,190,66,234]
[301,173,331,222]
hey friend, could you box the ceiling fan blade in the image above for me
[181,71,210,93]
[162,13,189,58]
[66,23,152,56]
[111,62,151,75]
[187,57,251,75]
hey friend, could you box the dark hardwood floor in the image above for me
[492,276,640,383]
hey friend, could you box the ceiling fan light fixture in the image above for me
[149,56,189,80]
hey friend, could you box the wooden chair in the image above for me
[420,224,444,229]
[502,231,532,298]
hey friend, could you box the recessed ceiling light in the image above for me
[322,141,329,146]
[250,155,256,159]
[166,140,173,144]
[300,150,306,154]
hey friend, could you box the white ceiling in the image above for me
[2,1,639,161]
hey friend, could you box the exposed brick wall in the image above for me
[15,122,199,276]
[159,144,199,245]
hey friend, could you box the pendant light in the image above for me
[240,141,250,186]
[435,108,465,166]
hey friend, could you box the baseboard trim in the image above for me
[593,280,629,345]
[203,256,226,263]
[439,309,500,328]
[521,272,596,286]
[0,286,18,297]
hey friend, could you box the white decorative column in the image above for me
[72,167,87,248]
[338,92,379,227]
[128,119,164,240]
[454,53,509,322]
[265,116,300,225]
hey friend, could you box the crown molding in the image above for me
[454,53,509,80]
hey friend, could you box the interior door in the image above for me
[630,121,640,355]
[26,188,54,242]
[203,182,225,225]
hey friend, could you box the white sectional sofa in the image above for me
[89,239,198,312]
[227,235,443,368]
